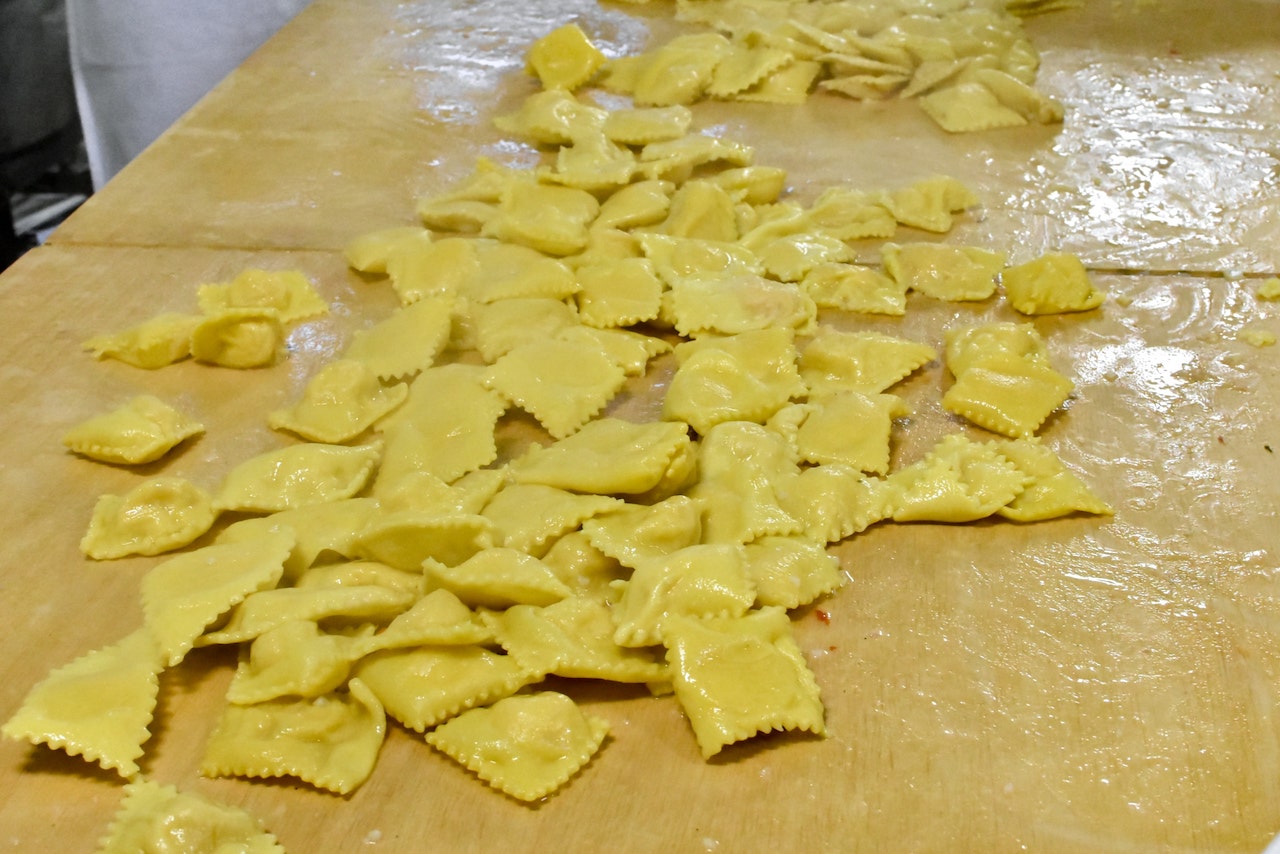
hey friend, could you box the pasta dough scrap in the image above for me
[268,359,408,444]
[994,437,1113,522]
[881,242,1005,301]
[342,296,455,379]
[200,678,386,795]
[1001,252,1105,315]
[190,308,283,369]
[80,476,217,560]
[663,607,825,758]
[214,441,381,513]
[486,596,667,682]
[62,395,204,465]
[485,337,629,439]
[1,628,161,778]
[424,691,610,802]
[886,434,1030,523]
[664,328,806,435]
[83,312,202,369]
[141,531,293,666]
[508,417,694,496]
[355,645,535,732]
[98,778,285,854]
[197,269,328,324]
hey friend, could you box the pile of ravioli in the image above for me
[589,0,1066,132]
[4,7,1115,848]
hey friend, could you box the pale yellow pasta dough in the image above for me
[343,225,432,274]
[775,463,893,543]
[481,483,622,558]
[388,235,479,304]
[355,645,535,732]
[666,273,817,337]
[574,258,665,328]
[424,691,610,802]
[664,327,805,434]
[799,328,937,396]
[84,312,202,369]
[98,778,285,854]
[354,510,496,571]
[493,89,607,146]
[342,295,455,379]
[214,441,381,513]
[481,182,600,256]
[580,494,704,568]
[508,417,695,496]
[525,23,606,91]
[995,437,1113,522]
[612,543,756,647]
[663,607,825,759]
[200,584,414,647]
[881,242,1005,301]
[62,394,204,465]
[1002,252,1105,315]
[227,620,361,705]
[741,535,844,610]
[424,548,573,609]
[484,337,628,439]
[81,476,217,560]
[197,268,328,324]
[216,497,378,583]
[268,358,408,444]
[190,307,283,369]
[200,677,386,795]
[1,628,161,778]
[141,530,293,666]
[886,434,1030,523]
[801,261,906,315]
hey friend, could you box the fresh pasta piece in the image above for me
[493,89,607,146]
[98,779,285,854]
[1,628,161,778]
[918,81,1028,133]
[481,483,621,558]
[944,321,1050,376]
[217,498,379,582]
[580,495,704,567]
[574,258,664,328]
[539,128,637,191]
[540,530,628,602]
[465,242,580,304]
[63,395,204,466]
[387,236,479,304]
[342,296,455,379]
[80,476,217,560]
[190,308,283,369]
[295,559,424,598]
[508,417,694,496]
[141,531,293,666]
[268,359,408,443]
[465,297,580,362]
[355,645,535,732]
[886,433,1030,523]
[994,437,1113,522]
[665,273,817,337]
[610,32,733,107]
[200,584,415,646]
[971,67,1063,124]
[226,620,361,705]
[687,422,804,545]
[663,328,805,434]
[374,380,505,488]
[775,464,893,543]
[487,596,667,682]
[83,312,201,369]
[741,535,844,610]
[756,231,852,283]
[343,225,432,274]
[525,23,606,91]
[881,242,1005,301]
[654,179,740,242]
[214,441,381,513]
[663,607,825,758]
[557,325,670,377]
[801,262,906,315]
[637,133,754,180]
[594,180,675,231]
[424,548,573,609]
[355,589,493,654]
[1001,252,1105,315]
[424,691,609,802]
[799,328,937,395]
[196,269,328,324]
[201,678,386,795]
[355,510,496,571]
[708,44,794,98]
[603,106,693,145]
[779,391,910,474]
[484,337,628,439]
[883,175,978,233]
[710,166,788,205]
[639,232,762,286]
[612,543,756,647]
[735,59,824,104]
[481,182,600,257]
[805,187,897,241]
[942,351,1075,438]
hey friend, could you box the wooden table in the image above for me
[3,1,1280,850]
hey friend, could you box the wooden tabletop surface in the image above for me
[3,1,1280,851]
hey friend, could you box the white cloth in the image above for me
[66,0,311,189]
